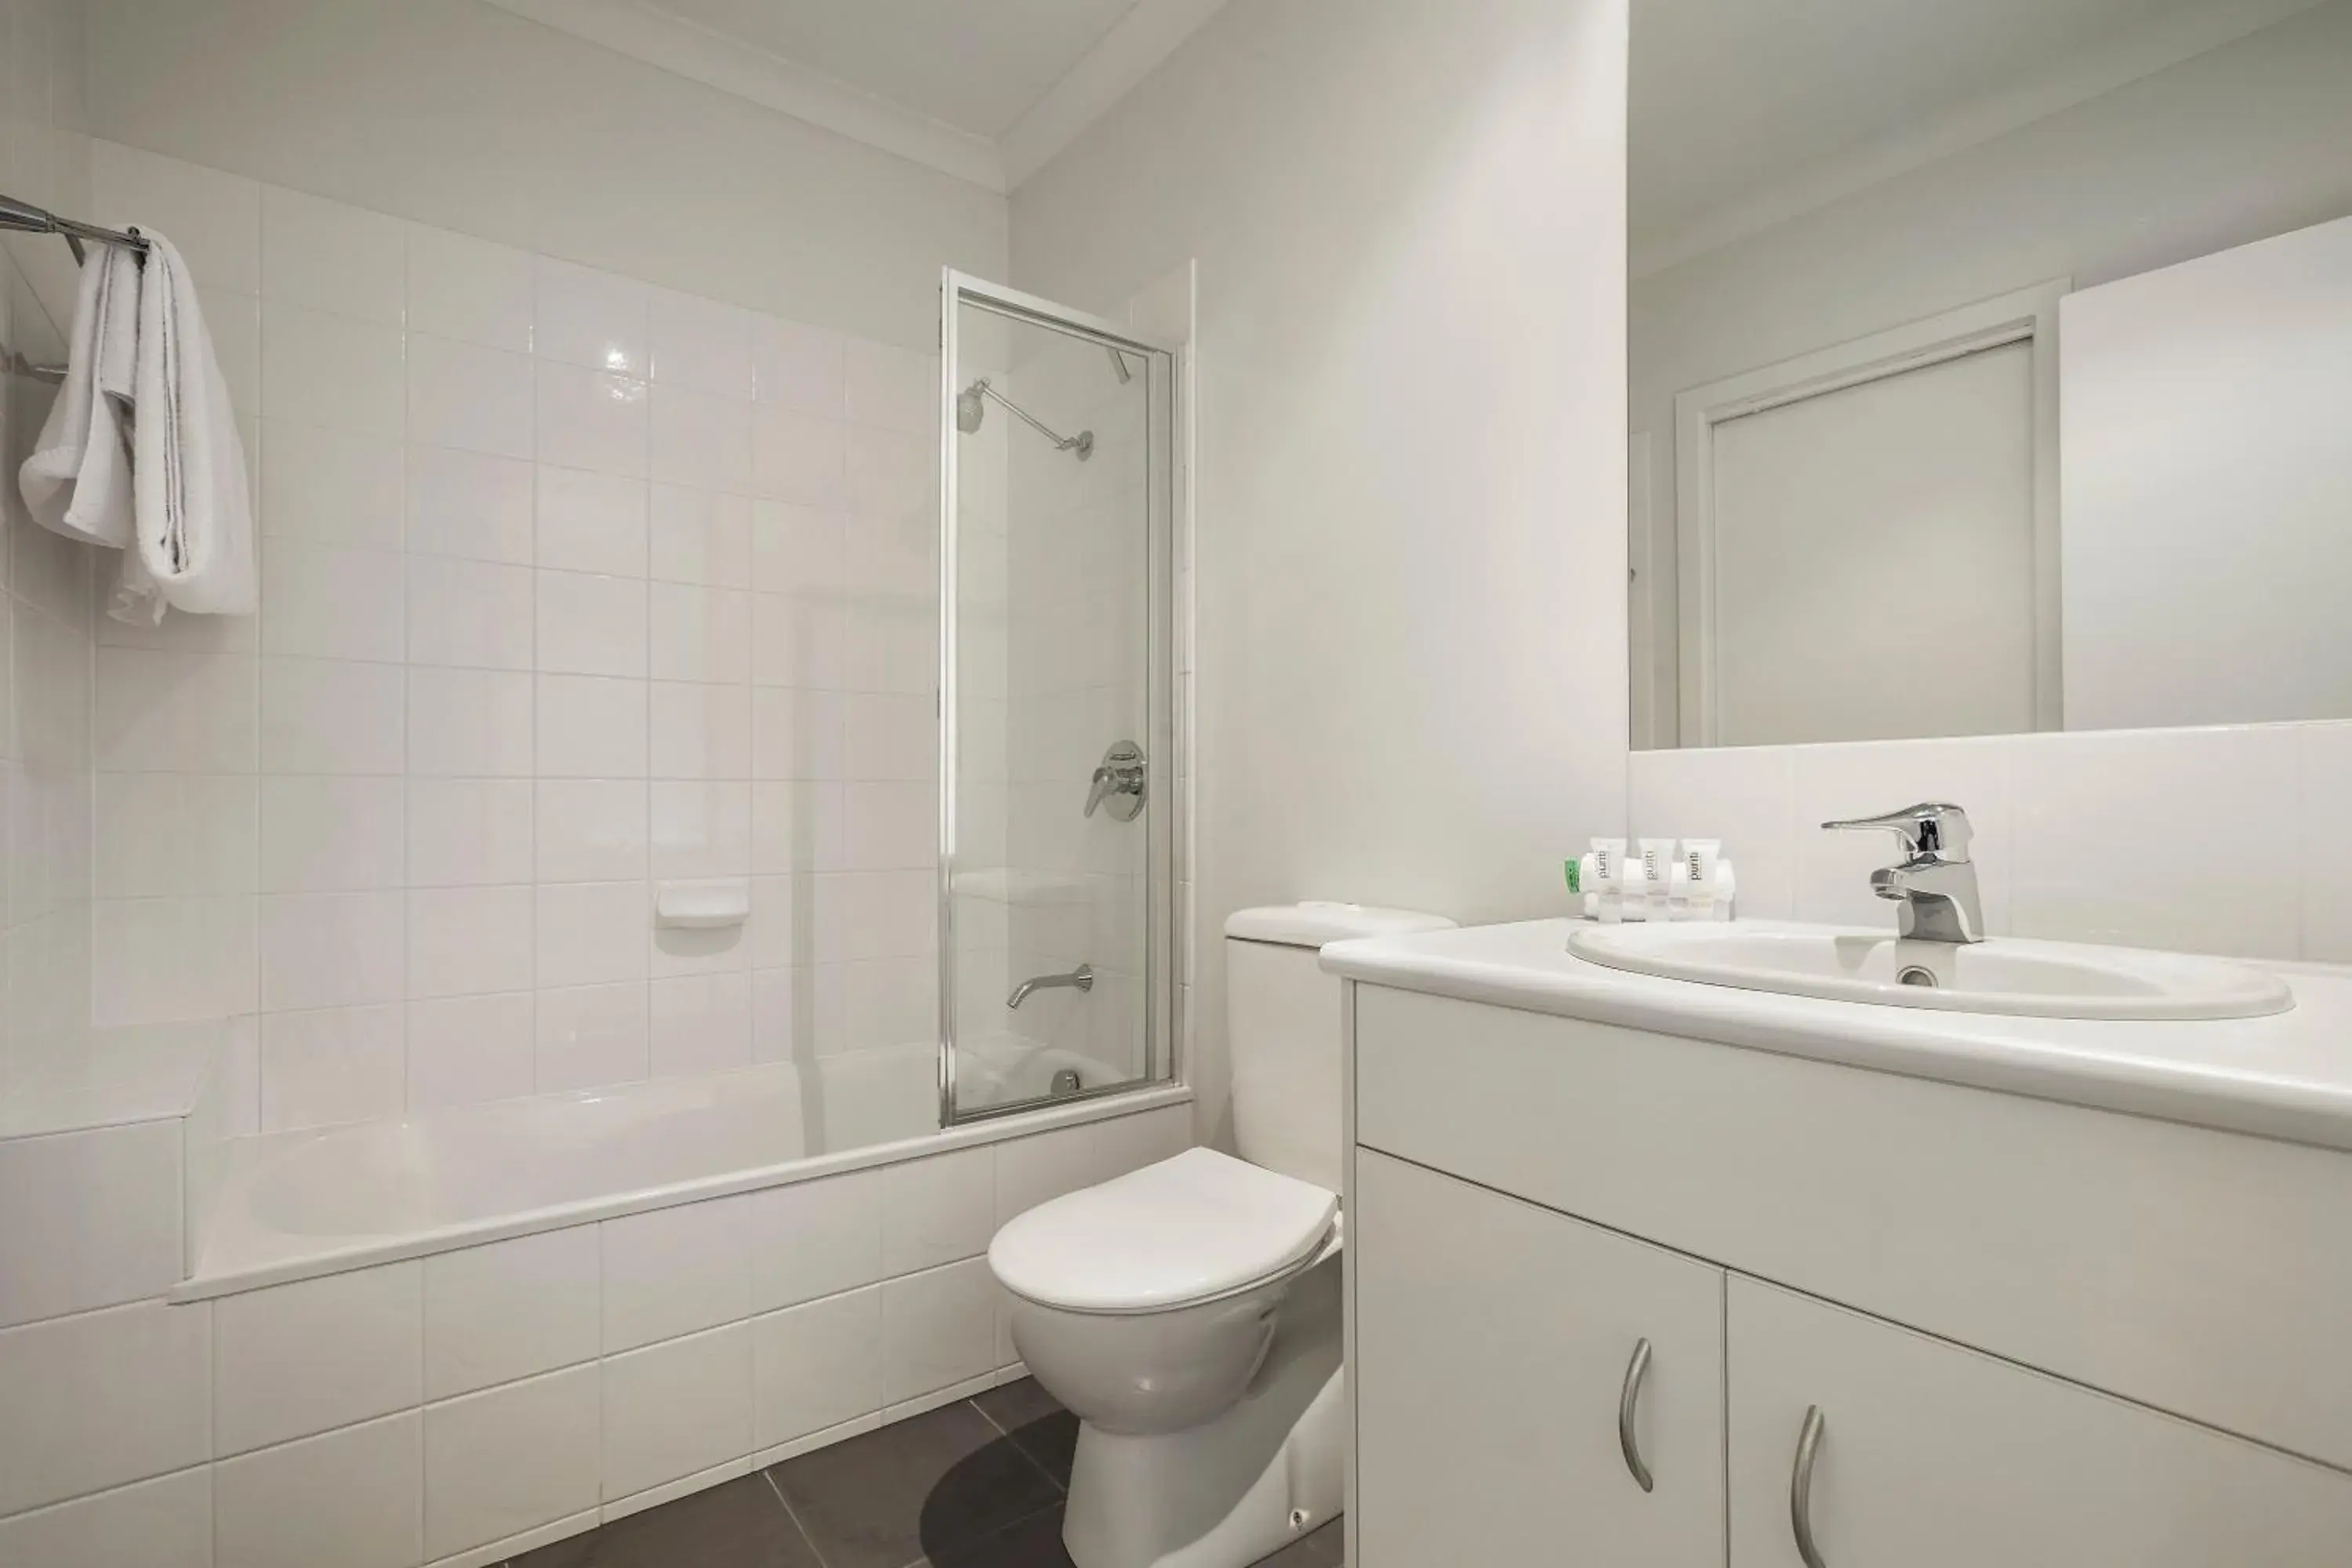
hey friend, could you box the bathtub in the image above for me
[177,1036,1183,1300]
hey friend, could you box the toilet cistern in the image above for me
[1823,801,1984,943]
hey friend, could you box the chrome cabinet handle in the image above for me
[1791,1405,1828,1568]
[1617,1338,1654,1493]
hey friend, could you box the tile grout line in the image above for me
[966,1392,1069,1496]
[760,1461,834,1568]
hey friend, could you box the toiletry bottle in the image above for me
[1593,838,1626,924]
[1679,839,1722,922]
[1635,838,1675,923]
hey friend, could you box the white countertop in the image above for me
[1322,919,2352,1153]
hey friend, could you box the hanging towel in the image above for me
[17,242,140,549]
[110,230,256,624]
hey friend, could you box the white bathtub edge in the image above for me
[169,1083,1194,1303]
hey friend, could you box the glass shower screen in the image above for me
[938,272,1178,1124]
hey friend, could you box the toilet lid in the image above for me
[989,1148,1338,1315]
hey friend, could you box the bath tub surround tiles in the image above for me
[880,1258,1003,1410]
[601,1193,755,1354]
[750,1166,886,1312]
[214,1409,422,1568]
[752,1287,887,1450]
[0,1467,213,1568]
[426,1225,604,1400]
[85,140,948,1125]
[423,1364,602,1562]
[881,1143,999,1276]
[602,1321,756,1502]
[0,1118,183,1329]
[0,1298,213,1517]
[213,1260,423,1455]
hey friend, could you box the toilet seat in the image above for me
[991,1148,1337,1315]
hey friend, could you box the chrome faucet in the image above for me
[1007,963,1094,1009]
[1821,803,1984,944]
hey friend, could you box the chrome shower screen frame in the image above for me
[937,270,1182,1127]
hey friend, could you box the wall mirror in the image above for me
[1629,0,2352,750]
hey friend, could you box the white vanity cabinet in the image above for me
[1352,1149,1725,1567]
[1341,978,2352,1566]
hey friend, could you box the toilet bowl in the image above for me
[985,902,1453,1568]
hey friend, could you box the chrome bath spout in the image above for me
[1007,964,1094,1009]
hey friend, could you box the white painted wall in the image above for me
[2061,212,2352,731]
[82,0,1008,350]
[1632,0,2352,743]
[1011,0,1631,1143]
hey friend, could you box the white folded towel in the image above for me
[18,242,140,549]
[110,230,256,624]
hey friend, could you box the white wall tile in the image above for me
[879,1258,996,1406]
[753,317,843,415]
[408,885,535,998]
[536,571,648,677]
[214,1410,421,1568]
[260,890,405,1010]
[423,1225,601,1400]
[844,428,930,522]
[1094,1106,1194,1180]
[408,446,533,564]
[1791,736,2013,934]
[535,257,648,378]
[600,1323,752,1502]
[406,555,535,670]
[650,485,753,589]
[94,648,256,772]
[538,363,649,479]
[261,656,405,774]
[2301,723,2352,962]
[651,781,751,880]
[880,1145,994,1276]
[752,688,844,782]
[214,1260,421,1454]
[0,1467,212,1568]
[0,1120,183,1328]
[752,1287,881,1450]
[408,990,537,1111]
[649,584,751,684]
[1627,745,1796,920]
[408,334,534,459]
[262,421,403,547]
[846,693,932,782]
[262,300,405,438]
[408,225,532,354]
[408,667,533,777]
[652,386,753,492]
[843,340,935,435]
[535,980,648,1091]
[2012,725,2299,958]
[536,780,648,884]
[652,681,753,782]
[650,287,752,397]
[262,538,406,662]
[260,1004,407,1131]
[92,140,262,294]
[408,779,533,887]
[0,1299,212,1515]
[993,1120,1097,1229]
[537,674,646,778]
[648,971,753,1076]
[601,1193,753,1353]
[95,772,256,897]
[261,185,405,325]
[425,1365,600,1560]
[90,895,259,1025]
[844,782,935,872]
[537,468,648,578]
[752,782,845,874]
[749,1167,883,1313]
[752,406,845,506]
[260,775,404,891]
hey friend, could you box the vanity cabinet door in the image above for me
[1353,1150,1725,1567]
[1726,1276,2352,1567]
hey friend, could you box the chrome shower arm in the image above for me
[970,379,1094,459]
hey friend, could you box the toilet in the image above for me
[989,902,1454,1568]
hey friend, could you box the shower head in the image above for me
[956,379,987,434]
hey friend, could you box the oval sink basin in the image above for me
[1565,922,2293,1020]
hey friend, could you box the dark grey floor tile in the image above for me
[510,1475,819,1568]
[1254,1521,1345,1567]
[971,1379,1078,1488]
[767,1399,1062,1568]
[923,1504,1075,1567]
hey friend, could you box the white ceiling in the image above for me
[1632,0,2328,274]
[485,0,1233,191]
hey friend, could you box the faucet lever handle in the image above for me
[1821,802,1973,860]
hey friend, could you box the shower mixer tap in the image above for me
[1086,742,1148,821]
